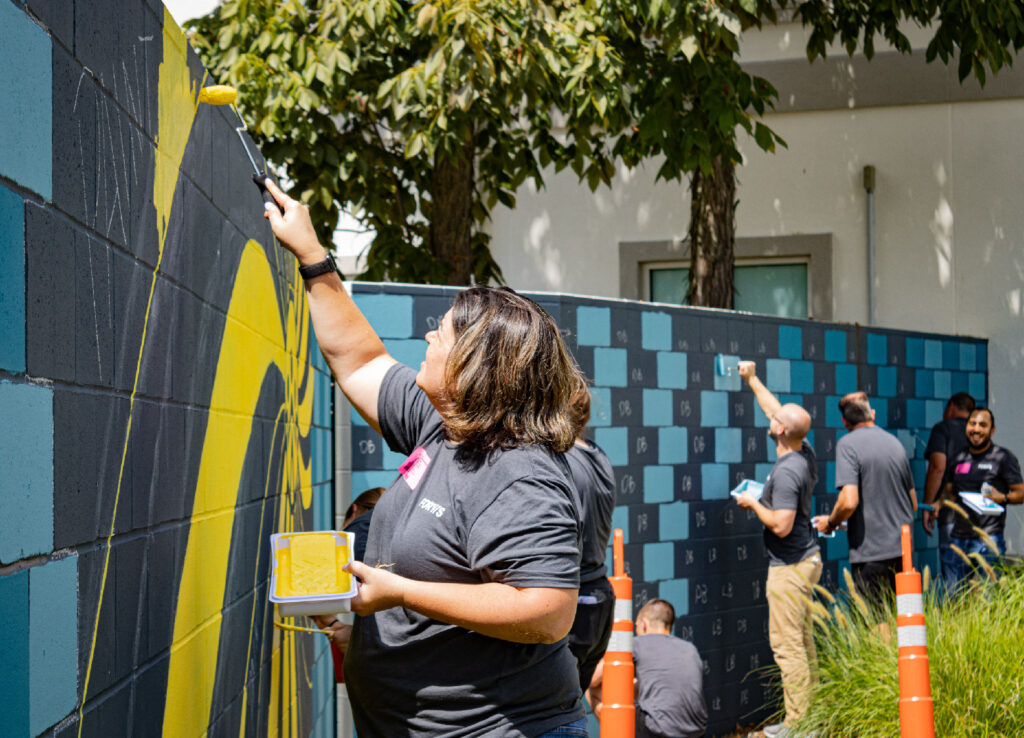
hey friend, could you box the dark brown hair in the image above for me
[839,391,872,425]
[441,286,580,454]
[949,392,976,414]
[568,376,592,437]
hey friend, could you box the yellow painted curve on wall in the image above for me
[162,241,313,737]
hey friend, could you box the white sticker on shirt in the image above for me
[399,446,431,490]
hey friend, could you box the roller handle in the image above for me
[253,173,285,214]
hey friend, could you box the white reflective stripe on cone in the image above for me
[897,625,928,649]
[896,593,923,615]
[613,599,632,621]
[607,630,634,653]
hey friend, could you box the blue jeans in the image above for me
[944,533,1005,594]
[537,716,589,737]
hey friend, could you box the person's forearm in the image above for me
[400,580,578,644]
[923,456,946,505]
[827,486,859,527]
[751,500,792,537]
[1005,484,1024,505]
[746,375,782,421]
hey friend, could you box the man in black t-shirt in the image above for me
[921,392,974,593]
[734,361,821,737]
[943,407,1023,592]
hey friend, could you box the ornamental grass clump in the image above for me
[793,564,1024,737]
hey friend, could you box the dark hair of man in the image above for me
[568,377,592,437]
[970,407,994,427]
[839,391,873,425]
[442,286,581,455]
[949,392,976,414]
[637,598,675,629]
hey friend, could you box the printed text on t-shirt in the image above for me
[418,498,446,518]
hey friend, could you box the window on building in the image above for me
[645,259,809,318]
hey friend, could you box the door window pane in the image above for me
[648,263,808,319]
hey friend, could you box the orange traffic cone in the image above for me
[602,529,635,738]
[896,524,935,738]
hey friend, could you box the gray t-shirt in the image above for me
[634,633,707,738]
[761,440,820,566]
[835,425,915,564]
[344,364,584,737]
[565,440,616,583]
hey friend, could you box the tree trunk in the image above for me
[687,155,736,308]
[429,136,475,286]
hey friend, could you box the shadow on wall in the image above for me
[0,3,335,736]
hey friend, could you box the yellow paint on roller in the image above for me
[198,84,238,105]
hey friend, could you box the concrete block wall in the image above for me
[348,282,987,736]
[0,2,335,736]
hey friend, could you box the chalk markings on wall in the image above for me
[77,11,202,735]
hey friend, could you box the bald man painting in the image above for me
[734,361,821,738]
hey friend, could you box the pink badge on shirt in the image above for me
[955,461,972,475]
[399,446,432,490]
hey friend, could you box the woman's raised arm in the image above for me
[264,179,395,432]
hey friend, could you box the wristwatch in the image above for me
[298,252,338,280]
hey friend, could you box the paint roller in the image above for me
[197,85,283,213]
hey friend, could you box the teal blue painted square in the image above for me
[641,311,672,351]
[352,470,398,491]
[658,578,689,616]
[643,388,674,427]
[765,359,790,393]
[644,466,674,504]
[643,542,674,581]
[825,460,835,491]
[701,463,730,499]
[872,399,888,427]
[911,459,927,490]
[906,399,925,428]
[959,343,976,371]
[659,501,689,540]
[700,391,728,427]
[382,338,426,369]
[611,506,629,544]
[656,352,687,389]
[825,396,843,428]
[924,339,942,369]
[712,354,741,392]
[589,387,612,427]
[866,333,887,365]
[658,427,687,465]
[918,548,939,578]
[0,382,52,562]
[576,306,610,346]
[977,343,988,370]
[351,407,369,426]
[825,533,848,560]
[715,428,741,464]
[877,366,897,397]
[933,371,951,400]
[896,430,915,459]
[594,348,628,387]
[969,373,986,401]
[825,330,847,363]
[790,361,814,394]
[29,556,77,735]
[353,294,413,338]
[0,185,25,372]
[0,3,51,199]
[925,400,944,427]
[915,369,934,398]
[766,442,778,462]
[595,427,629,466]
[835,363,857,394]
[382,444,407,471]
[755,463,774,482]
[0,570,29,736]
[913,521,937,550]
[778,325,802,359]
[906,338,924,367]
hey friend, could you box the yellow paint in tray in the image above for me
[274,532,351,598]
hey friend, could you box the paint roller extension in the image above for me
[197,85,283,213]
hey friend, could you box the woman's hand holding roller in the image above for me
[262,178,326,265]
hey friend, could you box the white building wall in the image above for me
[488,24,1024,550]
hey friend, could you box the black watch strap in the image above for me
[299,253,338,280]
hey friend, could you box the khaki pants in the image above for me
[766,552,822,725]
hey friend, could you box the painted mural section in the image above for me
[349,282,987,737]
[0,2,335,736]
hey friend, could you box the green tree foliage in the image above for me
[189,0,634,284]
